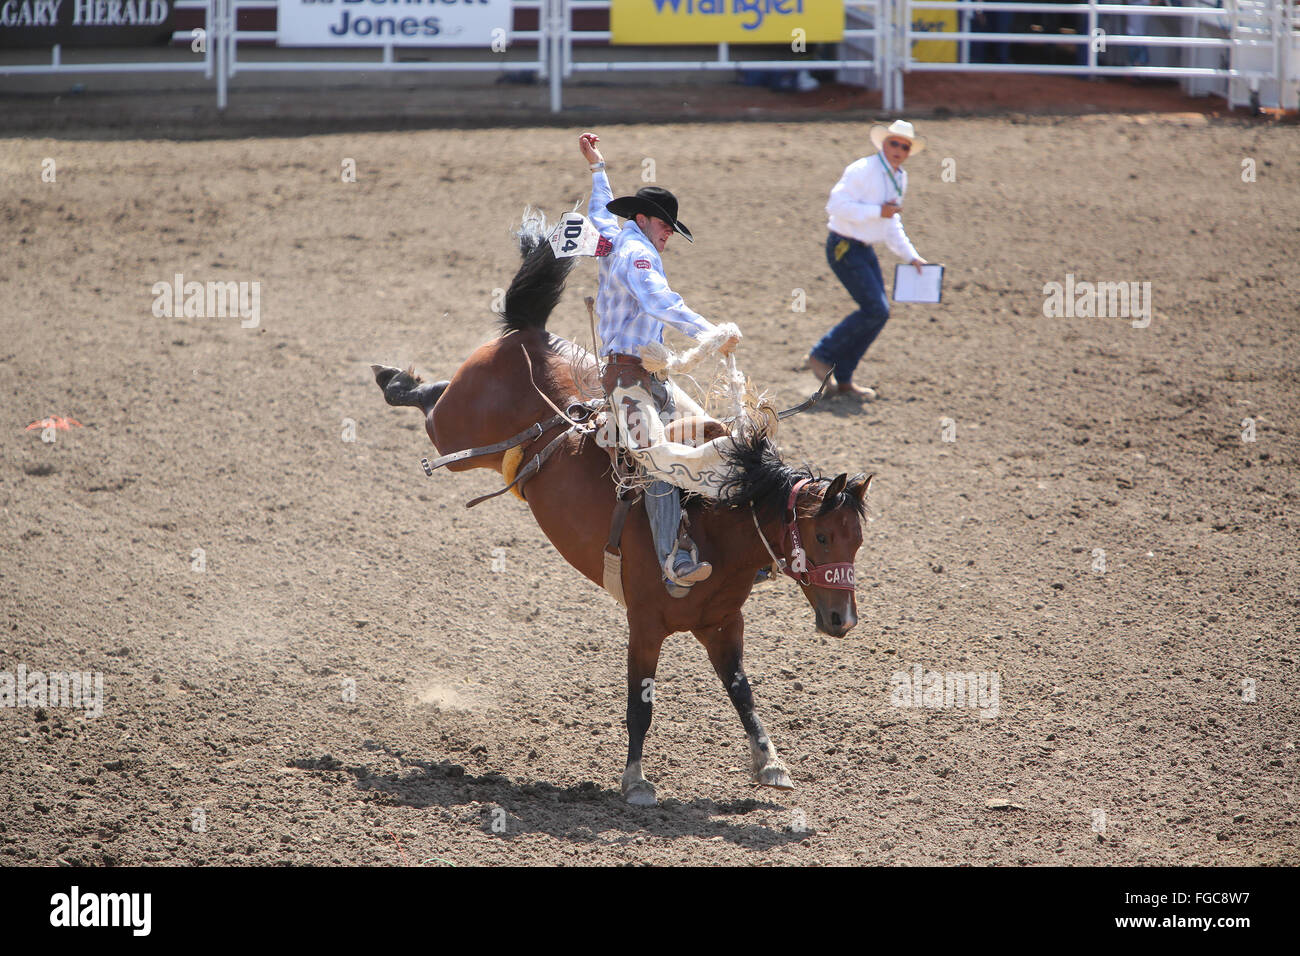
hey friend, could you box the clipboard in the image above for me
[892,264,944,303]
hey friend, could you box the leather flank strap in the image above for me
[466,426,572,509]
[422,416,558,473]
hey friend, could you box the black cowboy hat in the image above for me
[606,186,694,242]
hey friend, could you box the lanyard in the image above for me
[877,151,904,201]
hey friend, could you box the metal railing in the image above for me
[0,0,214,81]
[0,0,1293,113]
[886,1,1270,108]
[887,0,1295,110]
[211,0,549,110]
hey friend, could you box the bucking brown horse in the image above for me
[373,219,872,806]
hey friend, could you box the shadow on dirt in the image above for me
[293,747,814,851]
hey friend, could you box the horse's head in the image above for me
[790,473,872,638]
[718,430,873,637]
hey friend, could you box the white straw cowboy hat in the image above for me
[870,120,926,155]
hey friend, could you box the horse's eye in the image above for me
[816,533,828,545]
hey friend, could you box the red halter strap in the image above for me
[778,478,857,591]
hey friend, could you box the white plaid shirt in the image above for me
[589,171,716,357]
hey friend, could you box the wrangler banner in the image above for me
[911,6,957,63]
[611,0,844,45]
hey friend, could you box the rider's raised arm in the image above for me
[589,170,620,239]
[624,253,717,341]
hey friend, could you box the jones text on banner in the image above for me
[277,0,510,48]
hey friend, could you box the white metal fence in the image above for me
[1,1,1295,113]
[208,0,549,110]
[0,0,215,82]
[888,0,1297,110]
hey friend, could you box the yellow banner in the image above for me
[611,0,844,45]
[911,9,957,63]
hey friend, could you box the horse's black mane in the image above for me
[716,422,867,520]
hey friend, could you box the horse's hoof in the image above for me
[623,780,657,806]
[756,765,795,790]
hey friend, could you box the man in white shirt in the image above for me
[808,120,928,400]
[579,132,742,597]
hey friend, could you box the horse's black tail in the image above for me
[500,209,576,334]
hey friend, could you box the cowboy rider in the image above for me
[579,131,742,598]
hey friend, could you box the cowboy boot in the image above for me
[645,481,711,596]
[666,514,712,586]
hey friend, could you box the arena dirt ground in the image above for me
[1,109,1296,866]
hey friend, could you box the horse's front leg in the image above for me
[622,623,668,806]
[696,613,794,790]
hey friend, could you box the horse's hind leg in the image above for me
[622,624,668,807]
[696,613,794,790]
[372,365,448,412]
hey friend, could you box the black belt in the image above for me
[605,352,643,366]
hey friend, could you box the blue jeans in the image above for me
[812,233,890,385]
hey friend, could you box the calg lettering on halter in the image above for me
[821,565,854,587]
